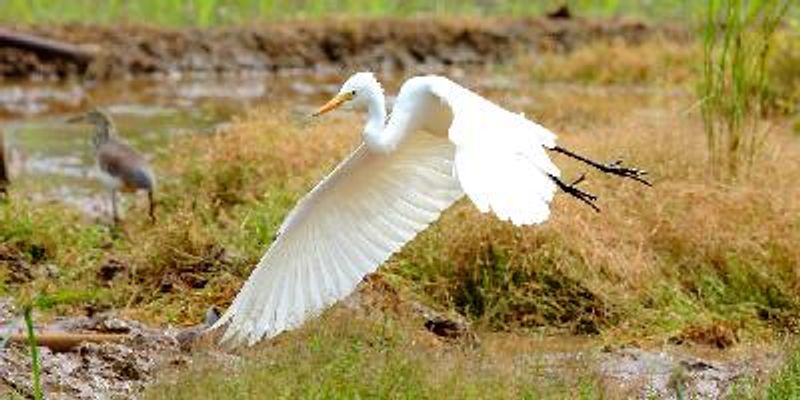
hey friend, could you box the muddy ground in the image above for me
[0,15,686,80]
[0,290,783,399]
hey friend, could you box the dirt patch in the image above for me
[670,321,741,349]
[0,309,209,399]
[597,345,781,399]
[0,16,687,80]
[0,245,33,284]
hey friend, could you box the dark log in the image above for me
[0,28,95,64]
[8,332,128,352]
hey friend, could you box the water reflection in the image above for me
[0,72,342,214]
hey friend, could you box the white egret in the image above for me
[213,73,648,346]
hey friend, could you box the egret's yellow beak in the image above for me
[313,92,354,117]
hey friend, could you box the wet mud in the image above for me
[0,16,686,80]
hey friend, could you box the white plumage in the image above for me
[213,73,563,346]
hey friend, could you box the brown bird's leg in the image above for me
[0,129,8,200]
[550,146,651,186]
[111,189,119,225]
[148,190,156,223]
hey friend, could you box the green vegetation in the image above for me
[0,0,711,26]
[698,0,790,176]
[767,28,800,116]
[145,312,606,400]
[726,341,800,399]
[766,343,800,399]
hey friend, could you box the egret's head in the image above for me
[313,72,383,116]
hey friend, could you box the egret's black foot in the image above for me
[594,159,652,186]
[549,173,600,212]
[551,146,652,186]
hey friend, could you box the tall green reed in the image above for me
[698,0,789,177]
[23,305,43,400]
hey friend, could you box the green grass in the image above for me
[22,306,42,400]
[766,343,800,399]
[144,313,606,400]
[0,0,708,27]
[727,341,800,399]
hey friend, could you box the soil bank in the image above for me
[0,16,687,80]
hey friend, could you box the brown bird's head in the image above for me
[68,108,116,149]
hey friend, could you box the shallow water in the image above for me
[0,72,349,217]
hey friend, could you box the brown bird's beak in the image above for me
[312,92,354,117]
[66,114,86,124]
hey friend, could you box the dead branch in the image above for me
[7,333,128,352]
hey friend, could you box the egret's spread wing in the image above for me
[215,132,462,346]
[429,77,561,225]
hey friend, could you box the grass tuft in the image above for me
[767,342,800,399]
[698,0,791,176]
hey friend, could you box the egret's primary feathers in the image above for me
[214,73,648,346]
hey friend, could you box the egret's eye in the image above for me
[350,90,357,96]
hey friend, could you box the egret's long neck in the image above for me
[362,88,388,152]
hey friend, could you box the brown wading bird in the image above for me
[68,109,156,224]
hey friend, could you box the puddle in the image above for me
[0,72,349,216]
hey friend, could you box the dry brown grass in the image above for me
[520,37,699,85]
[145,79,798,341]
[385,83,800,342]
[112,110,362,323]
[2,69,798,343]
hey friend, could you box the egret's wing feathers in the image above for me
[429,77,560,225]
[216,75,562,347]
[215,132,462,346]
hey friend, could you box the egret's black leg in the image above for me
[548,173,600,212]
[550,146,651,186]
